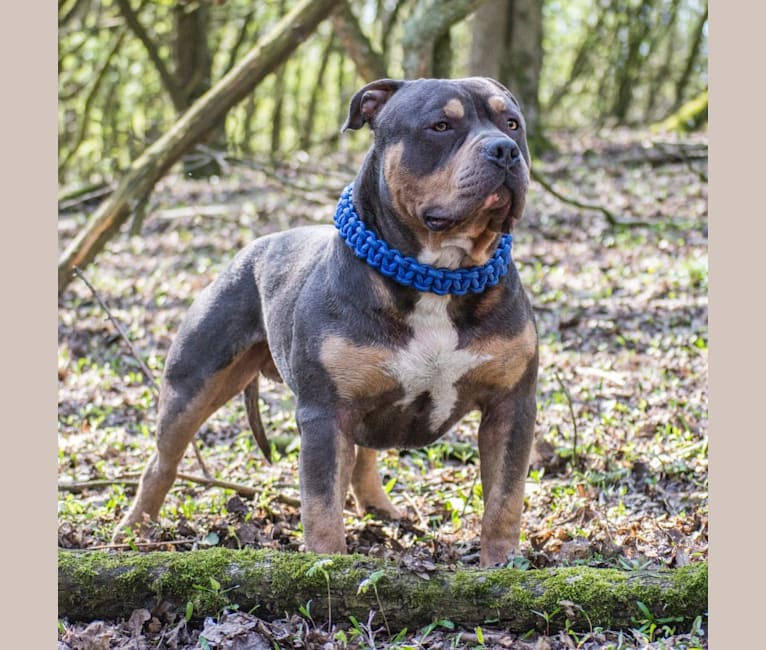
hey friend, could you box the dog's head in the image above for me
[343,77,530,267]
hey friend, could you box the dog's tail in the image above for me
[244,379,272,463]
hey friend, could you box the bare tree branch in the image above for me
[401,0,487,78]
[531,168,652,228]
[332,1,387,81]
[115,0,186,111]
[58,29,126,176]
[58,0,342,295]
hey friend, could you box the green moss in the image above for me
[404,572,450,615]
[452,567,533,609]
[669,563,709,613]
[653,90,708,133]
[60,549,707,631]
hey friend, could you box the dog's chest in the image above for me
[386,295,489,429]
[319,294,490,437]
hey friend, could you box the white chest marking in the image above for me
[387,294,489,430]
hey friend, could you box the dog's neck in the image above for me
[334,184,513,297]
[352,153,423,259]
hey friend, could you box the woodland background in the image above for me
[58,1,708,648]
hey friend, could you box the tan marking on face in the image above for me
[465,320,538,388]
[443,98,465,119]
[421,222,501,268]
[320,336,397,401]
[488,95,508,113]
[453,213,504,265]
[384,141,456,233]
[384,140,507,269]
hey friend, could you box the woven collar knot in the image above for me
[333,185,512,296]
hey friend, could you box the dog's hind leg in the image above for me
[113,263,270,540]
[351,447,401,519]
[113,341,271,540]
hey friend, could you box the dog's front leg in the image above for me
[296,403,355,555]
[478,384,536,567]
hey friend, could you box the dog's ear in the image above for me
[341,79,405,132]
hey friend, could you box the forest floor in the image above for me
[58,128,708,650]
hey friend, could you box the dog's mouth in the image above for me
[423,184,513,232]
[423,212,456,231]
[482,185,512,214]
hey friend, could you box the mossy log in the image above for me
[653,89,708,133]
[58,549,707,632]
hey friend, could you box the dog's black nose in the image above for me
[483,137,521,169]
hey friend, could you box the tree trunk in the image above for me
[271,64,286,155]
[468,0,506,82]
[58,549,708,633]
[545,8,605,114]
[469,0,543,133]
[432,29,453,79]
[115,0,186,112]
[300,33,335,149]
[58,0,341,296]
[673,4,708,111]
[270,0,287,156]
[332,1,387,81]
[174,1,223,178]
[643,0,682,120]
[611,0,654,123]
[401,0,487,78]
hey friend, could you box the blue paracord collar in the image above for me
[333,185,513,296]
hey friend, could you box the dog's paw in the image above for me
[362,503,404,521]
[111,513,158,545]
[479,544,522,568]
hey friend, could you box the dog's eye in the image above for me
[432,121,450,132]
[507,118,519,131]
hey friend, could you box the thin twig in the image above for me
[226,155,339,203]
[74,267,159,390]
[178,473,300,507]
[58,183,116,211]
[58,473,302,507]
[72,266,211,478]
[59,478,140,493]
[531,168,652,228]
[69,539,197,551]
[554,371,580,470]
[402,492,428,530]
[459,468,479,521]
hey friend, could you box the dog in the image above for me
[114,77,538,567]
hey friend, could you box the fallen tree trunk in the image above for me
[57,0,340,296]
[653,89,708,133]
[58,549,707,633]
